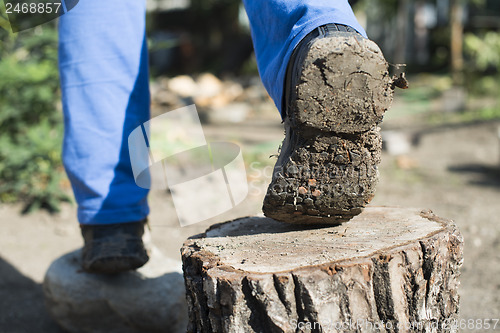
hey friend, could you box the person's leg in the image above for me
[59,0,150,272]
[244,1,394,223]
[242,0,367,115]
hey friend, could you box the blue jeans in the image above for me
[59,0,365,225]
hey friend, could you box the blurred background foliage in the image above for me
[0,20,70,213]
[0,0,499,213]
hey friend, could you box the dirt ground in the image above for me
[1,101,500,332]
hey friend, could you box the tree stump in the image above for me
[181,207,463,333]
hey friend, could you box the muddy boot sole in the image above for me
[263,28,393,225]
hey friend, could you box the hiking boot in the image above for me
[263,24,394,225]
[81,219,149,274]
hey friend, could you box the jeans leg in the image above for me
[59,0,150,225]
[242,0,366,116]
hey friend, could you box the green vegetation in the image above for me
[388,27,500,126]
[465,31,500,71]
[464,30,500,100]
[0,23,70,213]
[426,104,500,125]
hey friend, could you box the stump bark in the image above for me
[181,207,463,333]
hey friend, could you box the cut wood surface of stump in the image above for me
[181,207,463,333]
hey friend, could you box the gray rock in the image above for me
[43,247,187,333]
[382,130,412,155]
[207,102,251,124]
[167,75,198,98]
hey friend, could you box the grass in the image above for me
[386,73,500,127]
